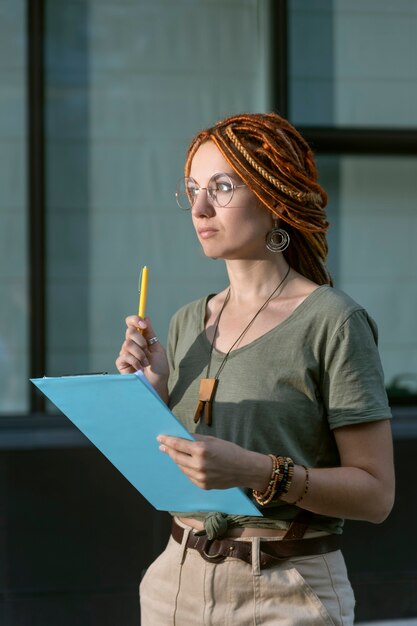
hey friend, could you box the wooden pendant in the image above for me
[194,378,219,426]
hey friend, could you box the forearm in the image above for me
[280,464,394,524]
[151,379,169,404]
[247,420,395,525]
[242,451,392,524]
[157,421,395,522]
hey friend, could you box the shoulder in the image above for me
[311,285,369,325]
[168,294,213,345]
[167,294,212,363]
[311,285,379,345]
[170,295,210,328]
[313,285,363,319]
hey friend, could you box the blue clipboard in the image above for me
[31,373,262,516]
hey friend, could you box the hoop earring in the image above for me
[266,221,290,253]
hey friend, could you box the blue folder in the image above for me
[31,373,262,516]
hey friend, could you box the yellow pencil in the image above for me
[138,266,148,332]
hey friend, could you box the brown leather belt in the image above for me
[171,519,341,569]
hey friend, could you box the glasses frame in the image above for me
[175,172,247,211]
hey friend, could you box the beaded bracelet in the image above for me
[292,464,310,506]
[252,455,279,506]
[253,455,294,506]
[274,456,294,499]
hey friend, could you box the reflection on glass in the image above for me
[44,0,268,410]
[289,2,417,127]
[317,154,417,400]
[0,0,28,413]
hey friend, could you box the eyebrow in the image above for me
[190,171,242,183]
[219,171,245,185]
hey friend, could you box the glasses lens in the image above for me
[176,177,197,210]
[208,173,234,207]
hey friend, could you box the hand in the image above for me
[157,433,271,491]
[115,315,169,399]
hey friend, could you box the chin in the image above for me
[199,240,260,261]
[200,245,231,260]
[199,241,222,256]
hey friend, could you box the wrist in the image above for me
[252,455,295,506]
[245,452,274,491]
[280,464,310,505]
[147,377,169,403]
[154,384,169,404]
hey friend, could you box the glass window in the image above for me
[317,154,417,400]
[0,0,28,413]
[289,0,417,127]
[44,0,270,381]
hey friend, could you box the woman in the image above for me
[116,113,395,625]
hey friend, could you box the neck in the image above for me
[224,256,291,304]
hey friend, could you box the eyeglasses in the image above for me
[175,172,246,211]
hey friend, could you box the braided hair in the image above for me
[185,112,332,286]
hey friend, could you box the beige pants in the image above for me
[140,523,355,626]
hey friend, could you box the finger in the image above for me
[176,464,207,489]
[162,451,208,490]
[125,324,148,347]
[115,359,136,374]
[141,317,162,351]
[123,335,150,361]
[124,335,150,360]
[117,348,149,372]
[157,441,210,489]
[161,446,196,470]
[158,439,200,469]
[127,316,162,352]
[126,315,154,337]
[157,435,198,455]
[126,315,147,331]
[116,357,143,374]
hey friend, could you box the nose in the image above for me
[191,188,216,218]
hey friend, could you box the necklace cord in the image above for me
[206,265,291,379]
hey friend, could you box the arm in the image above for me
[157,418,395,524]
[115,315,170,403]
[280,419,395,523]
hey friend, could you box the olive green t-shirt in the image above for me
[167,285,391,534]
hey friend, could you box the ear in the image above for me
[269,207,283,227]
[272,202,285,215]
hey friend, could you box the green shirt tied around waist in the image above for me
[167,285,392,535]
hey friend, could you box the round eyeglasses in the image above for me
[175,172,246,211]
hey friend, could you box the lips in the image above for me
[198,228,218,239]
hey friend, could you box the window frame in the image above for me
[28,0,46,413]
[1,0,415,447]
[272,1,417,436]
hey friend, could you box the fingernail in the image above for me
[159,445,167,453]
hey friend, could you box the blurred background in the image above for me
[1,0,416,623]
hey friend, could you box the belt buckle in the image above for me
[201,537,227,564]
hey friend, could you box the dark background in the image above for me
[0,414,415,625]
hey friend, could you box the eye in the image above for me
[216,180,233,193]
[211,174,233,193]
[186,180,199,197]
